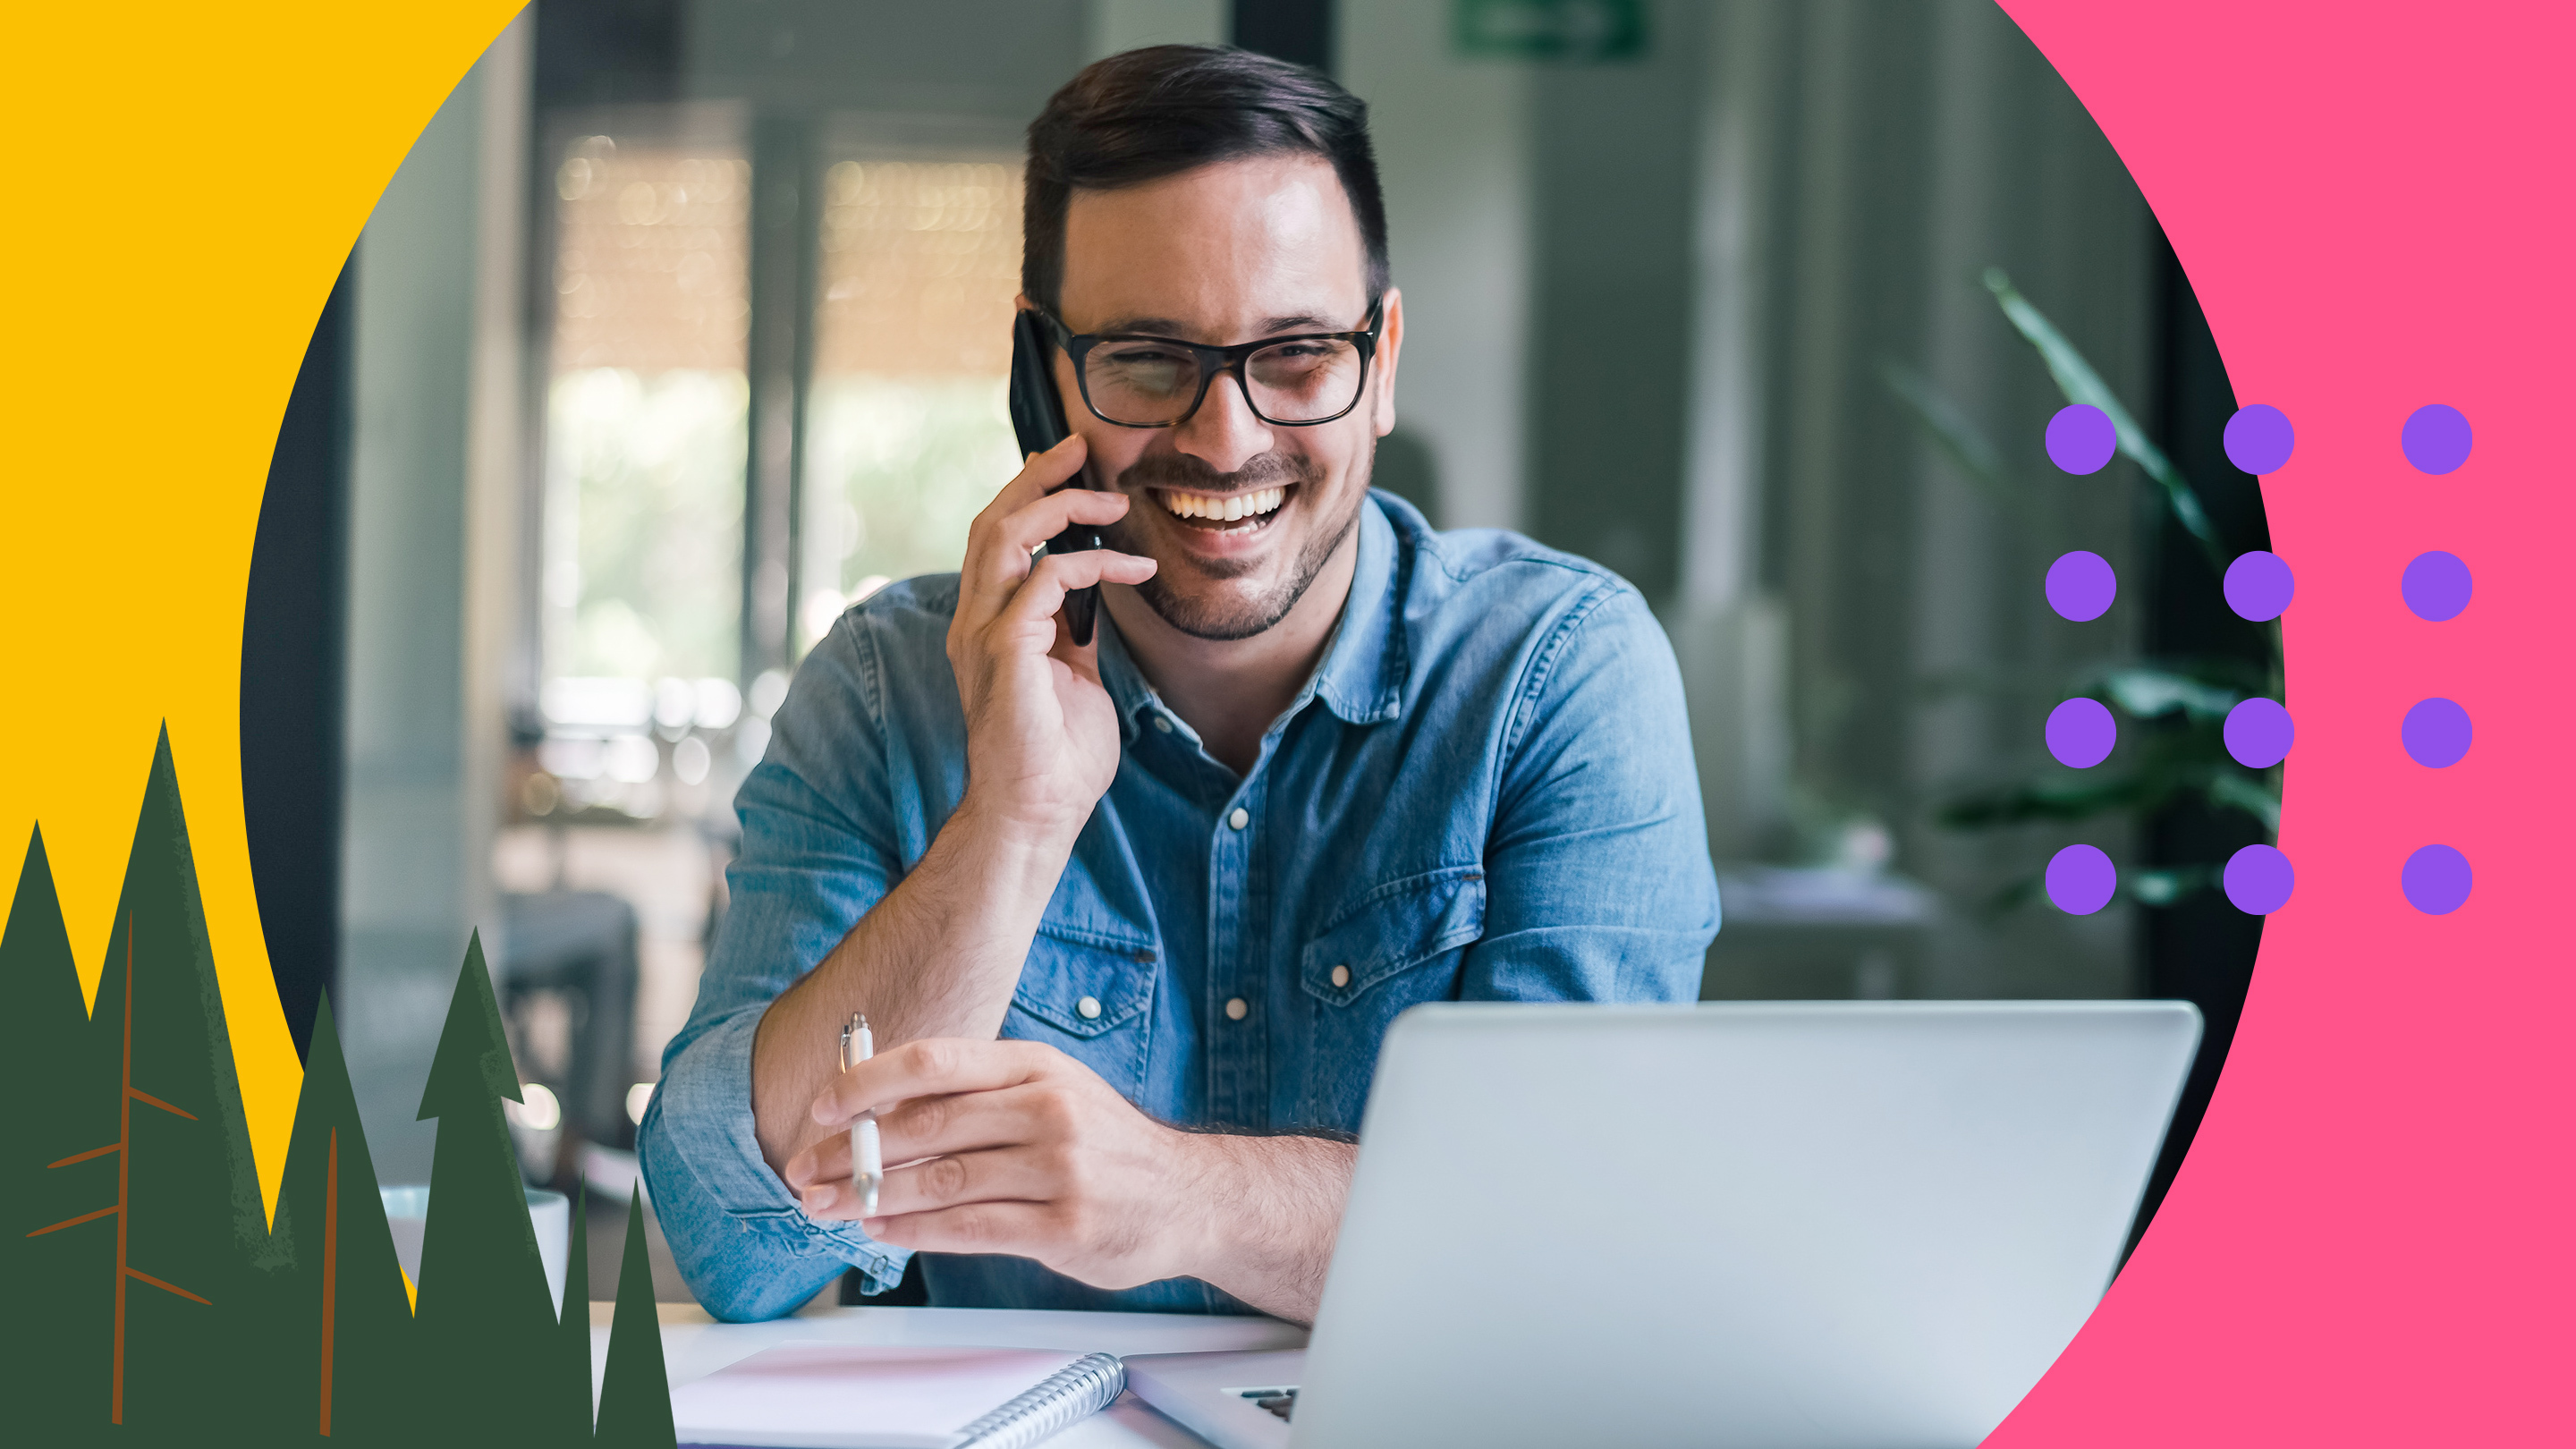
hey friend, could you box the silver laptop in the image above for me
[1126,1000,2199,1448]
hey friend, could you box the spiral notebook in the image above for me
[672,1343,1128,1449]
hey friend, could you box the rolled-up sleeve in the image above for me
[637,608,925,1320]
[1459,582,1721,1004]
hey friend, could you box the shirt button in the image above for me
[1076,996,1102,1020]
[1330,964,1352,988]
[1228,808,1250,830]
[1152,716,1173,733]
[1225,996,1250,1021]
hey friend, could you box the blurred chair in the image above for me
[499,889,642,1155]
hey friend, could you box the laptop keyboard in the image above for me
[1237,1387,1300,1421]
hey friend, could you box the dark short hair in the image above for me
[1022,45,1389,318]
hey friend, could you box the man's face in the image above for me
[1052,154,1402,641]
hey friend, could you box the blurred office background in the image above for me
[246,0,2268,1298]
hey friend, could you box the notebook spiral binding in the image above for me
[952,1352,1127,1449]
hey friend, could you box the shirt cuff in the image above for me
[648,1004,912,1298]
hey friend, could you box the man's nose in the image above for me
[1173,368,1275,477]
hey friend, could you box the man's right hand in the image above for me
[945,433,1157,844]
[752,436,1154,1175]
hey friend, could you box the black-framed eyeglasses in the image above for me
[1037,299,1385,428]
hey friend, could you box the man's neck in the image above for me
[1099,526,1362,776]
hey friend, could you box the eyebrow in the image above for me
[1087,311,1352,338]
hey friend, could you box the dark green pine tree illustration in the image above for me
[412,932,595,1444]
[251,990,422,1445]
[2,825,120,1445]
[593,1188,677,1449]
[23,730,279,1440]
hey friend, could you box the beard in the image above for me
[1101,446,1369,642]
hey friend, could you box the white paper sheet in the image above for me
[672,1342,1091,1449]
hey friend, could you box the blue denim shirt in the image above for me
[640,493,1719,1321]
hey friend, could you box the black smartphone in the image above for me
[1008,309,1101,647]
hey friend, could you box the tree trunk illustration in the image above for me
[8,735,636,1444]
[257,989,419,1443]
[16,733,272,1436]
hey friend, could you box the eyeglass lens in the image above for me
[1084,335,1366,425]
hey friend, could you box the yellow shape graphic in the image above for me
[0,2,525,1216]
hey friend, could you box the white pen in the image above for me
[839,1013,883,1216]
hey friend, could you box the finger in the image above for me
[993,550,1159,639]
[783,1134,840,1193]
[988,487,1136,563]
[781,1123,860,1194]
[862,1200,1061,1258]
[809,1037,1056,1128]
[867,1145,1055,1219]
[868,1080,1074,1165]
[958,437,1095,604]
[975,431,1086,522]
[959,489,1137,618]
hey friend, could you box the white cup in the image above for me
[379,1185,572,1315]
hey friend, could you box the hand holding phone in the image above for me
[1009,309,1102,647]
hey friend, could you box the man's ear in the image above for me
[1371,287,1404,438]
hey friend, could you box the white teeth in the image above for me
[1158,486,1286,522]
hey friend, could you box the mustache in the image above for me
[1112,450,1320,493]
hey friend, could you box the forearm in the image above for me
[1187,1134,1358,1325]
[750,797,1074,1174]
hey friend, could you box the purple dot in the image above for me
[2223,697,2294,768]
[2401,550,2471,622]
[2223,404,2295,475]
[2223,550,2294,622]
[2223,844,2295,915]
[2046,698,2117,768]
[2401,844,2472,915]
[2046,404,2117,475]
[2401,404,2472,474]
[2401,697,2471,768]
[2046,550,2116,622]
[2046,844,2117,915]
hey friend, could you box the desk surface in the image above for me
[586,1301,1309,1448]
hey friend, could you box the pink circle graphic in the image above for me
[1981,5,2553,1445]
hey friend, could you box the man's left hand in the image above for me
[785,1038,1346,1309]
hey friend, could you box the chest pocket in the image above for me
[1296,866,1487,1127]
[1005,922,1159,1099]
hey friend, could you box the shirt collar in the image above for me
[1311,496,1407,725]
[1096,605,1157,746]
[1096,493,1410,743]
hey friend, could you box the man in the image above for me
[640,45,1719,1324]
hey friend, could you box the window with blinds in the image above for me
[798,157,1024,652]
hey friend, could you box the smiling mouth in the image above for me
[1154,484,1292,532]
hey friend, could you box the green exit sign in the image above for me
[1455,0,1648,62]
